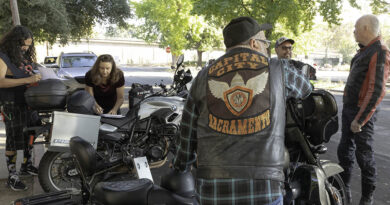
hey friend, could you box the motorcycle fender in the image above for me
[292,164,330,205]
[320,160,344,177]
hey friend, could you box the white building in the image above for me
[35,38,225,66]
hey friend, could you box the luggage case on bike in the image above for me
[24,79,67,110]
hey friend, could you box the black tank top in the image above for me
[0,51,32,104]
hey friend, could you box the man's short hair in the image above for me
[365,14,380,36]
[223,16,272,48]
[275,37,295,48]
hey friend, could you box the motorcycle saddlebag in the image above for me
[128,83,153,109]
[302,89,339,145]
[67,90,95,115]
[24,79,67,110]
[12,190,79,205]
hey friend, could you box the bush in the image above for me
[335,64,350,71]
[184,61,207,67]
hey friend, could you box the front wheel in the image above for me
[326,174,347,205]
[38,151,81,192]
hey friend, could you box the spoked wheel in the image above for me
[326,174,347,205]
[38,151,81,192]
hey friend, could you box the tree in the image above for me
[191,0,390,57]
[132,0,192,57]
[132,0,223,67]
[0,0,131,45]
[185,16,223,67]
[370,0,390,14]
[329,22,357,64]
[191,0,343,41]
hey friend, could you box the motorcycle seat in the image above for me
[100,132,123,142]
[101,117,131,128]
[93,178,153,205]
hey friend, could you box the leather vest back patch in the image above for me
[206,51,271,135]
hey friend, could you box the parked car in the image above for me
[51,52,97,78]
[43,56,58,67]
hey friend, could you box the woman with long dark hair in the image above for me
[0,25,41,191]
[85,54,124,114]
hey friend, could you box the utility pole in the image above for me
[10,0,21,26]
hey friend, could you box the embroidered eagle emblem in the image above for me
[208,72,268,116]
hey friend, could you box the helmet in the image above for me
[301,89,339,145]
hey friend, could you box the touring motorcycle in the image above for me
[15,87,346,205]
[284,89,347,204]
[18,57,346,204]
[24,55,192,192]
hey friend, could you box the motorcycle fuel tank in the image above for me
[138,96,185,123]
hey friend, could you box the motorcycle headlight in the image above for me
[170,105,177,111]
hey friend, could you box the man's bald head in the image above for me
[358,14,380,36]
[354,14,381,46]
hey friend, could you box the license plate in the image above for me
[133,156,154,183]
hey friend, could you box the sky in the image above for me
[339,0,389,26]
[341,0,371,23]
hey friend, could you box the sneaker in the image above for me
[20,164,38,176]
[7,175,27,191]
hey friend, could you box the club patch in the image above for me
[224,86,253,116]
[206,51,271,135]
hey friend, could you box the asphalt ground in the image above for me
[0,69,390,204]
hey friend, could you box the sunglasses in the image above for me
[281,46,293,51]
[255,39,271,48]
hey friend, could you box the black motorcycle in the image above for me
[284,89,346,204]
[72,135,197,205]
[12,135,197,205]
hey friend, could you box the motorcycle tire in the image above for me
[38,151,81,193]
[326,174,347,205]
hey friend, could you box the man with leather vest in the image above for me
[0,26,41,191]
[173,16,312,205]
[337,14,390,205]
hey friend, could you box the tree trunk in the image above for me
[324,46,328,65]
[46,42,49,56]
[171,54,177,68]
[197,50,203,68]
[265,30,272,57]
[10,0,21,26]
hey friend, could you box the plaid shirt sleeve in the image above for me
[173,94,198,172]
[282,59,313,99]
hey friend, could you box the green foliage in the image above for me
[0,0,131,45]
[191,0,342,41]
[132,0,193,55]
[185,16,223,51]
[371,0,390,14]
[318,0,342,26]
[330,22,357,64]
[132,0,223,65]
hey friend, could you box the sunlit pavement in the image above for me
[1,68,389,204]
[316,70,349,82]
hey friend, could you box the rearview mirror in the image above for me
[176,55,184,68]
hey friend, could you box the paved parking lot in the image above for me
[0,69,389,204]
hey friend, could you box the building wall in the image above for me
[35,38,225,66]
[295,50,343,66]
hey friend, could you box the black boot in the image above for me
[345,187,352,205]
[359,183,375,205]
[340,172,352,204]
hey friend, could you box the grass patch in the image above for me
[312,79,345,90]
